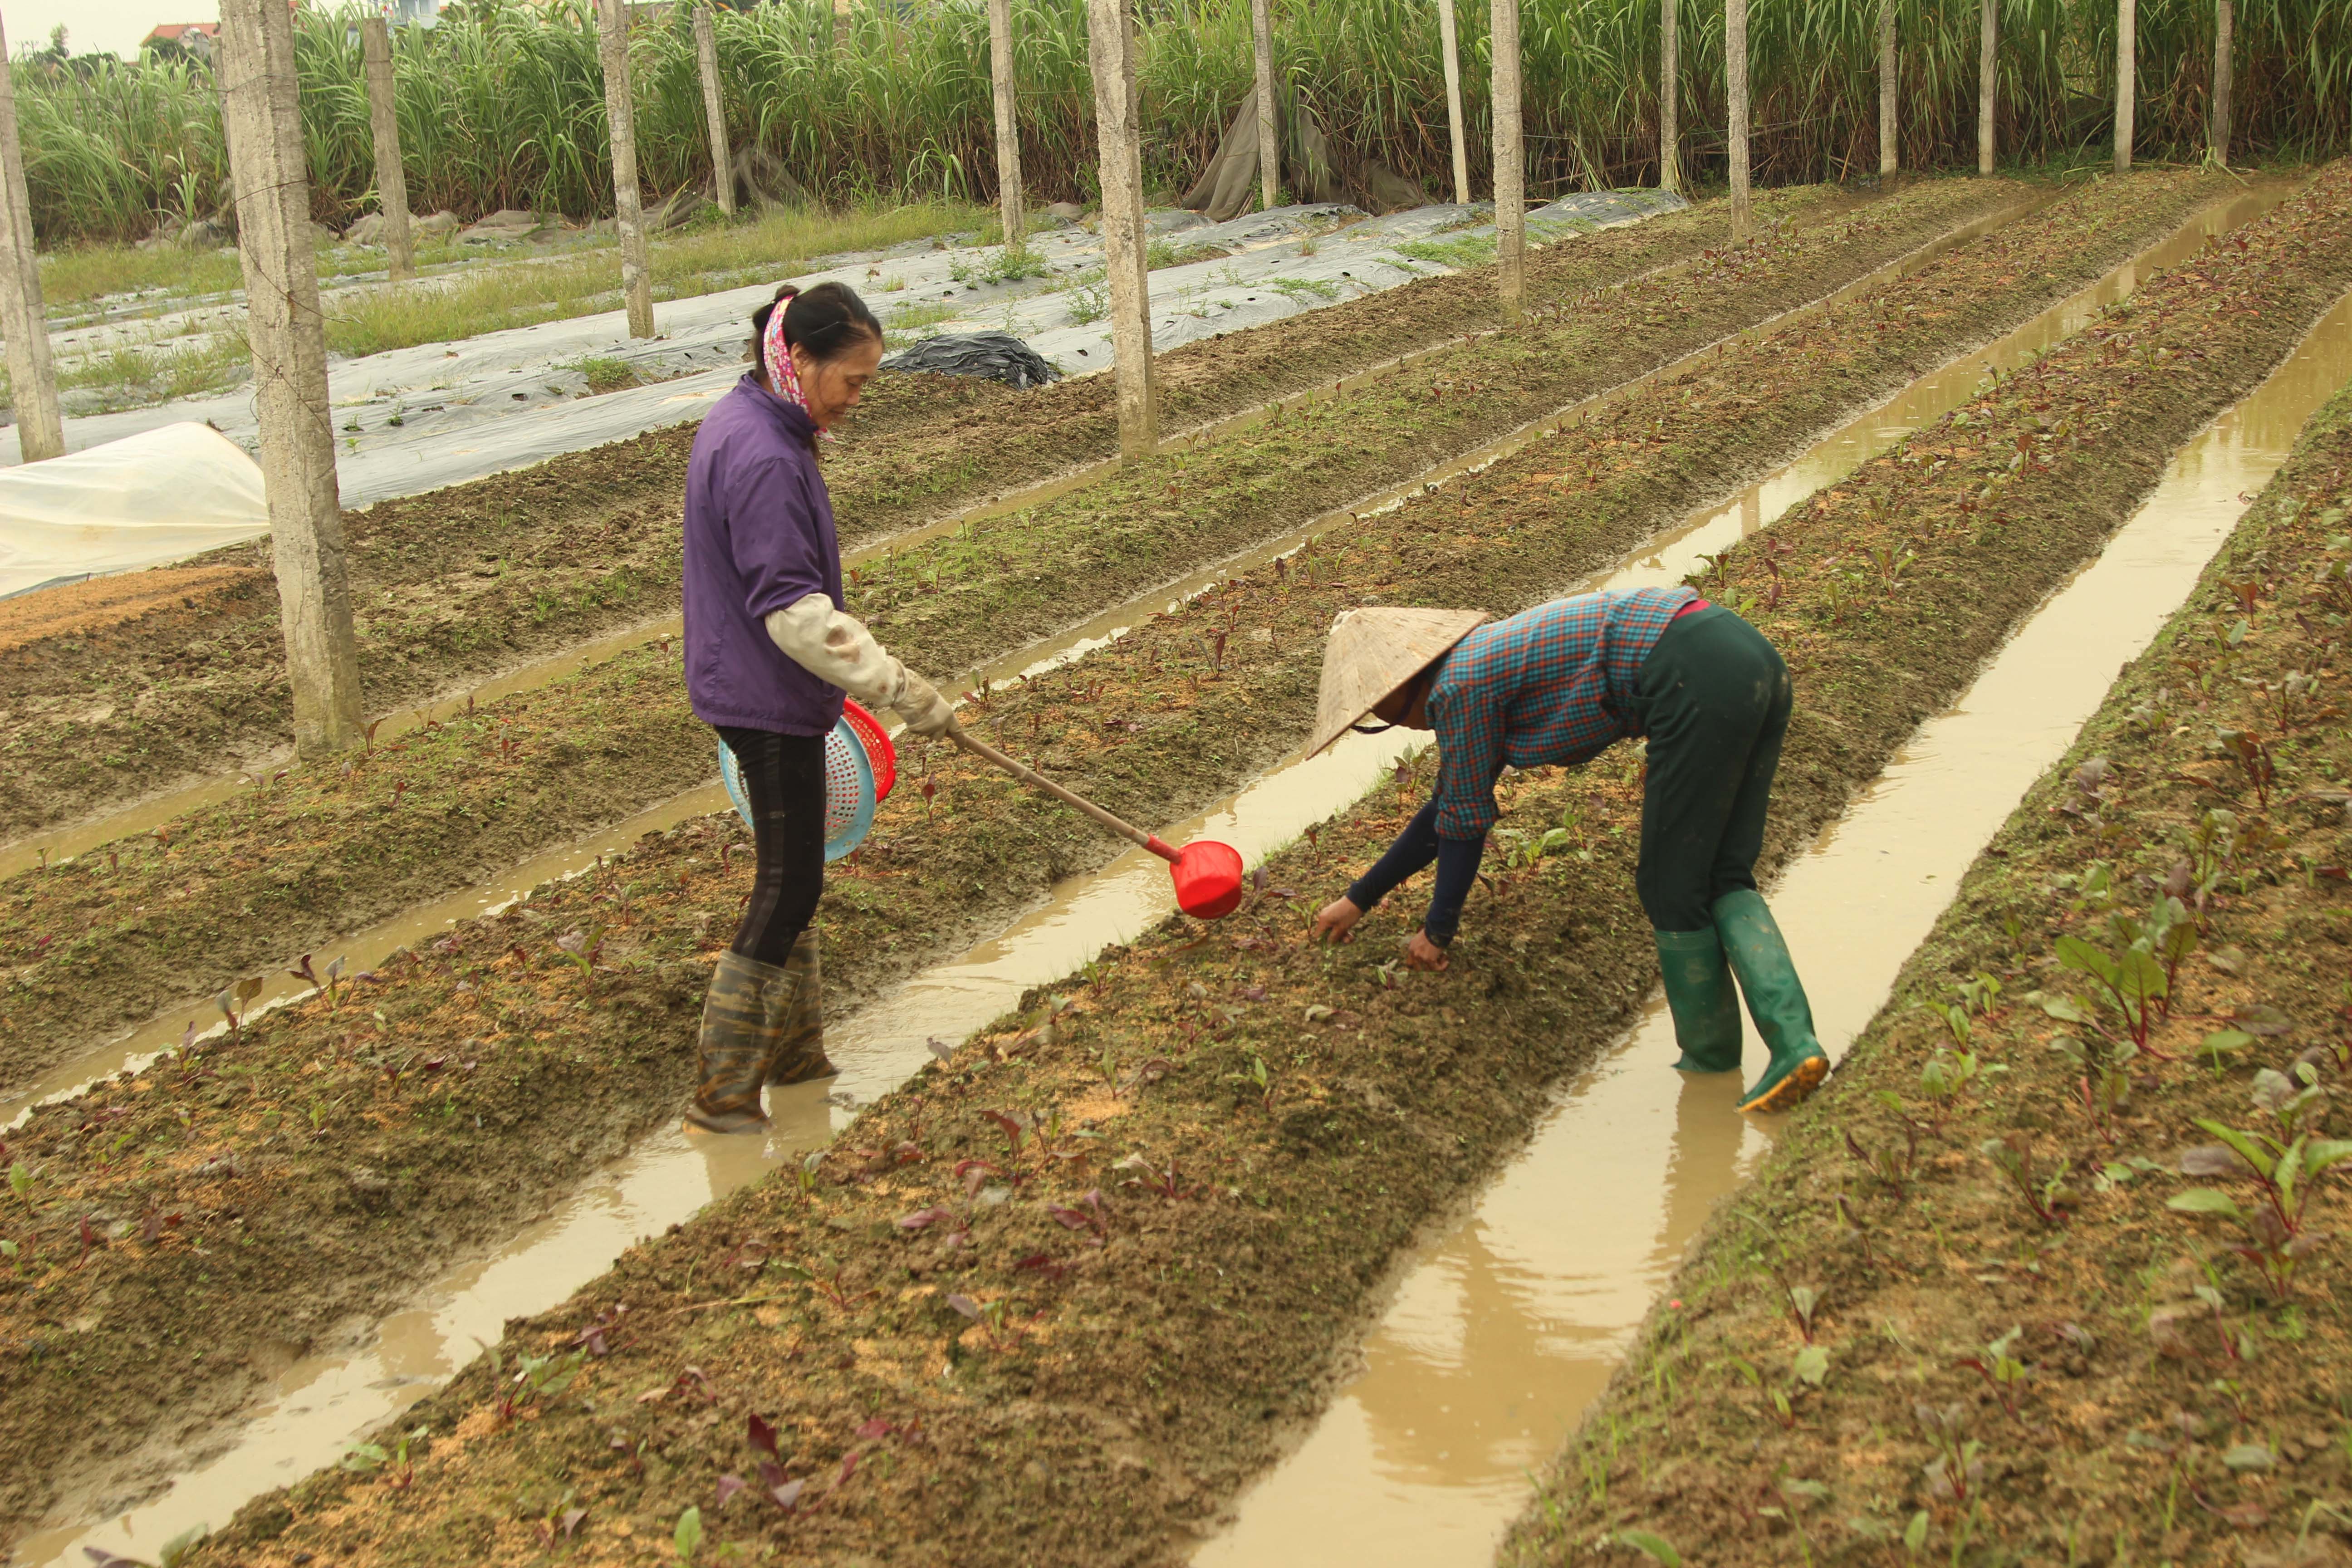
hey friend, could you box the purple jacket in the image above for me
[682,375,847,736]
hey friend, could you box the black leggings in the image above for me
[1631,607,1793,932]
[718,726,827,967]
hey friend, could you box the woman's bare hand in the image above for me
[1403,931,1450,971]
[1312,897,1364,943]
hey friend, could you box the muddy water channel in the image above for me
[1191,288,2352,1568]
[21,207,2312,1565]
[0,191,2038,886]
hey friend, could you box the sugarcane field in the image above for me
[5,0,2352,1557]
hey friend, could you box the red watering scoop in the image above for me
[948,724,1246,920]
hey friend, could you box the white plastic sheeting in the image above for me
[0,423,269,598]
[0,191,1684,511]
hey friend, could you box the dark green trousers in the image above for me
[1631,606,1792,931]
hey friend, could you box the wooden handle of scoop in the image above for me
[946,722,1179,863]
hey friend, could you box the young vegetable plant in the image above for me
[1914,1402,1985,1504]
[1981,1132,2074,1226]
[1953,1327,2031,1419]
[2167,1068,2352,1297]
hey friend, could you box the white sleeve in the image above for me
[764,593,908,708]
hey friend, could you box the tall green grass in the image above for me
[14,0,2348,248]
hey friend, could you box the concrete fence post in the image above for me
[987,0,1023,245]
[217,0,365,758]
[694,5,735,218]
[2210,0,2233,165]
[359,18,415,281]
[596,0,656,338]
[1490,0,1524,319]
[1438,0,1470,204]
[1727,0,1750,240]
[1978,0,1998,175]
[0,9,63,463]
[1251,0,1279,211]
[1086,0,1154,457]
[1878,0,1898,176]
[1659,0,1679,196]
[2114,0,2136,173]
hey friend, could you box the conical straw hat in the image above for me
[1306,607,1489,759]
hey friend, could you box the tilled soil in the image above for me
[0,176,2221,1088]
[0,183,1924,845]
[3,167,2335,1556]
[1500,284,2352,1567]
[169,160,2352,1568]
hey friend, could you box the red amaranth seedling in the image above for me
[1980,1131,2075,1227]
[2168,1067,2352,1298]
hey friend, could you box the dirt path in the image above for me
[0,169,2315,1554]
[0,178,2064,1083]
[0,184,1874,847]
[155,159,2352,1568]
[1500,297,2352,1568]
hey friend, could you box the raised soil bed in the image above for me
[12,163,2348,1556]
[0,183,1968,844]
[0,174,2225,1091]
[1499,297,2352,1568]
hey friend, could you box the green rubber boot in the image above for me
[1712,889,1829,1114]
[685,951,798,1135]
[766,930,837,1085]
[1654,928,1743,1073]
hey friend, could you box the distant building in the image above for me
[140,20,219,59]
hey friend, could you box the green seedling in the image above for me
[1981,1132,2073,1226]
[1913,1401,1984,1503]
[214,975,265,1046]
[2168,1067,2352,1296]
[673,1504,703,1562]
[1954,1327,2030,1418]
[1613,1530,1683,1566]
[9,1161,32,1209]
[1845,1119,1921,1197]
[1223,1053,1273,1104]
[2200,1027,2258,1077]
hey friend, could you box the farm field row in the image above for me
[0,165,2326,1553]
[0,179,1863,847]
[160,159,2352,1568]
[0,175,2219,1097]
[1505,336,2352,1567]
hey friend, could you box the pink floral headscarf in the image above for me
[761,289,835,444]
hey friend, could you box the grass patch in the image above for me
[884,300,963,345]
[569,355,642,395]
[44,335,251,410]
[1265,275,1345,304]
[1393,234,1501,270]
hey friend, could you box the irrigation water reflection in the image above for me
[1192,286,2352,1568]
[0,185,2052,883]
[22,196,2308,1565]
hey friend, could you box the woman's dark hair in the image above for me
[749,280,882,366]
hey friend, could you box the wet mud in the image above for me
[0,179,2298,1551]
[1209,274,2352,1568]
[0,186,1835,848]
[125,164,2352,1566]
[1507,310,2352,1568]
[0,176,2229,1101]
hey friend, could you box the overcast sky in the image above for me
[6,0,215,60]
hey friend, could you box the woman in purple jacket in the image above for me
[680,280,952,1134]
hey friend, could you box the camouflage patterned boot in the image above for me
[766,930,837,1084]
[685,951,795,1134]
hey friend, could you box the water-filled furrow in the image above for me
[0,190,2051,884]
[5,184,2271,1137]
[24,203,2297,1568]
[1187,285,2352,1568]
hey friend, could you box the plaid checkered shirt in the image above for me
[1427,586,1697,839]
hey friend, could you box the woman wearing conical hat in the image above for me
[1304,587,1828,1115]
